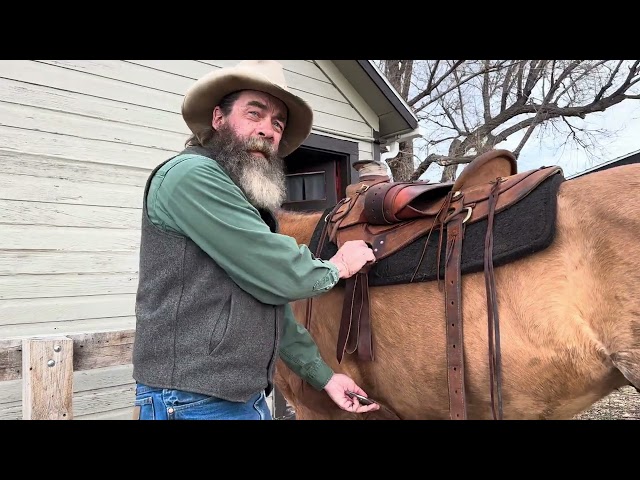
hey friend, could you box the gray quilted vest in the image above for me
[132,146,284,402]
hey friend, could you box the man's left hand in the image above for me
[323,373,380,413]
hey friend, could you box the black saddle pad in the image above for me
[309,172,565,286]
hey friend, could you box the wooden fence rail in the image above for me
[0,329,134,420]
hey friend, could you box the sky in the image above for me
[415,96,640,182]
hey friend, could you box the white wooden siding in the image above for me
[0,316,136,340]
[0,295,136,324]
[0,364,135,420]
[359,142,374,159]
[2,150,149,187]
[0,60,378,419]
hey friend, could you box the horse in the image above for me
[272,151,640,420]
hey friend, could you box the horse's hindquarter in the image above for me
[450,167,639,419]
[459,178,628,419]
[544,167,640,400]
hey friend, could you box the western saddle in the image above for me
[310,149,563,420]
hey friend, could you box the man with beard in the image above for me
[131,60,380,420]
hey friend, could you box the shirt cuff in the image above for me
[304,359,335,390]
[312,262,340,292]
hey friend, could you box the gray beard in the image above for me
[201,124,287,212]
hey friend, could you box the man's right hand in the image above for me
[329,240,376,278]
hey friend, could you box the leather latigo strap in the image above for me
[307,184,379,364]
[337,269,373,363]
[444,194,468,420]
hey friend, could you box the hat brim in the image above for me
[181,67,313,157]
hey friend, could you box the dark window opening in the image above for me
[285,171,326,202]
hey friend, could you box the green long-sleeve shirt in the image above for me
[145,153,337,390]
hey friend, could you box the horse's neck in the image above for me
[276,208,323,246]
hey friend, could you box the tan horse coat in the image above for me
[273,164,640,420]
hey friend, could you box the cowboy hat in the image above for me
[181,60,314,157]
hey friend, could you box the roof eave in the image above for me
[331,60,419,141]
[356,60,419,132]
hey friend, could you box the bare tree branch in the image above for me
[543,60,585,105]
[408,60,465,107]
[452,68,470,134]
[550,61,599,103]
[381,59,640,182]
[427,136,460,146]
[510,61,586,158]
[442,102,466,136]
[591,60,620,102]
[438,155,476,166]
[513,102,547,157]
[425,60,441,94]
[410,153,438,181]
[516,62,525,99]
[522,60,545,101]
[613,60,640,96]
[482,60,492,123]
[411,61,515,113]
[500,63,518,112]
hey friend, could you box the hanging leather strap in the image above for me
[337,270,373,363]
[484,179,504,420]
[444,195,468,420]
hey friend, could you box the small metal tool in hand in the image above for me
[346,391,377,406]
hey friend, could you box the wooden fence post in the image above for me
[22,336,74,420]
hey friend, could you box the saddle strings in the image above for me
[484,179,504,420]
[410,190,455,286]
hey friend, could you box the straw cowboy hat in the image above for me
[181,60,314,157]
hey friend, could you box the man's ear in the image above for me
[212,106,224,130]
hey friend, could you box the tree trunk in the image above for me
[387,141,414,182]
[440,138,463,182]
[441,164,457,182]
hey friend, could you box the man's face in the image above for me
[206,90,289,212]
[212,90,288,158]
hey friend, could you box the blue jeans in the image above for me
[134,383,273,420]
